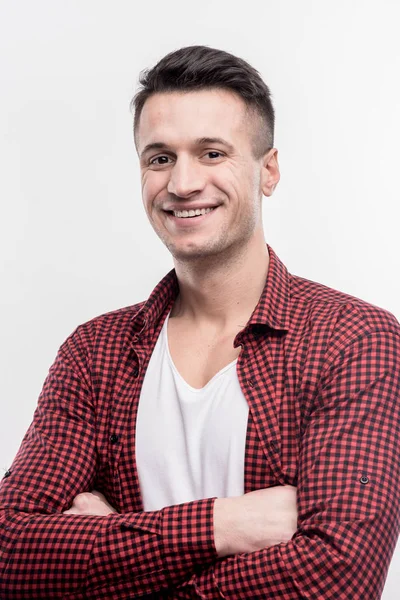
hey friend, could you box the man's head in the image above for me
[132,46,280,263]
[132,45,275,160]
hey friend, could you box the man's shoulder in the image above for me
[290,272,399,339]
[64,300,147,353]
[86,301,146,329]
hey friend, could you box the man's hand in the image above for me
[214,485,298,557]
[63,490,118,516]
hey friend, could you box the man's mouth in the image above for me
[171,207,216,219]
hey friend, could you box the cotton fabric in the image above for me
[136,312,248,511]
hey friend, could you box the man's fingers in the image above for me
[91,490,106,500]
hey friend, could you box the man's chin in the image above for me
[170,248,214,262]
[165,238,246,268]
[166,241,223,263]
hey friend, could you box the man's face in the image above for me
[136,89,278,262]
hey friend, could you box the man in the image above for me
[1,45,399,599]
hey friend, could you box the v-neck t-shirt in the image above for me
[135,312,249,511]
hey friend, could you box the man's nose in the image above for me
[167,157,205,198]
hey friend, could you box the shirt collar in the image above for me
[132,244,291,334]
[247,244,291,332]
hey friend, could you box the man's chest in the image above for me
[93,325,305,512]
[166,317,242,389]
[135,334,249,510]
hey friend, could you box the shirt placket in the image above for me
[237,329,285,492]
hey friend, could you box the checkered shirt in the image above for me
[1,246,400,599]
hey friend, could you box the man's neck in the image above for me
[171,234,269,331]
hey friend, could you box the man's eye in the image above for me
[150,156,171,165]
[206,151,223,159]
[148,152,223,165]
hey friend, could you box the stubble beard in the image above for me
[158,208,259,269]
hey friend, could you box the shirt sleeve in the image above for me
[0,327,217,599]
[168,327,400,599]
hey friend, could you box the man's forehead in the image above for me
[137,89,250,151]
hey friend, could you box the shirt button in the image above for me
[360,475,369,485]
[133,367,139,378]
[110,434,119,444]
[269,439,277,452]
[247,378,255,387]
[3,469,11,478]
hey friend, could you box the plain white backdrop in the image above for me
[1,0,399,596]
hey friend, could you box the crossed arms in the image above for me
[1,318,400,599]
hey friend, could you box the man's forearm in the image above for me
[0,498,217,599]
[15,484,295,599]
[62,485,298,559]
[214,486,298,557]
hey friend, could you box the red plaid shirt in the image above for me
[1,246,400,599]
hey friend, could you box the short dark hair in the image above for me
[131,45,275,159]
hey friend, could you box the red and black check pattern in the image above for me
[1,246,399,599]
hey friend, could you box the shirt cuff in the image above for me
[161,497,218,585]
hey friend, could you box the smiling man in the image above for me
[1,46,400,599]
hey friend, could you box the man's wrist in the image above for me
[213,497,239,558]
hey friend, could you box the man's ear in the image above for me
[261,148,280,197]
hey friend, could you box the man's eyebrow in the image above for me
[140,142,168,159]
[195,137,235,152]
[140,137,235,159]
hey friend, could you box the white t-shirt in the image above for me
[135,313,249,511]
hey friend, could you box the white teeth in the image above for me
[172,207,215,218]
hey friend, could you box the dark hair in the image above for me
[131,45,275,159]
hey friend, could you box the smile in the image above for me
[172,207,215,218]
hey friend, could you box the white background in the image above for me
[0,0,399,596]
